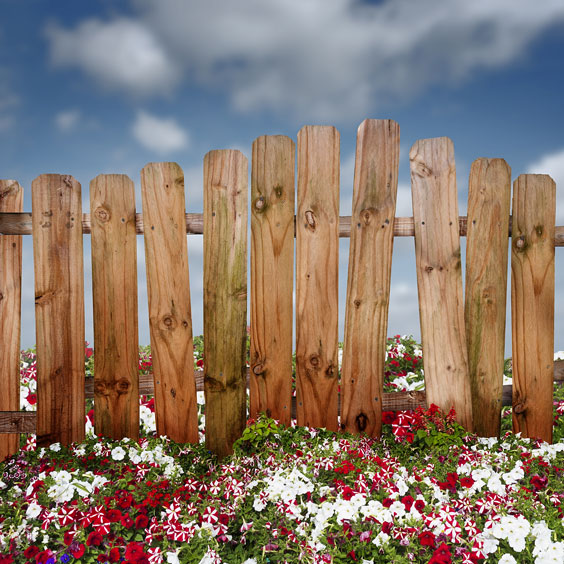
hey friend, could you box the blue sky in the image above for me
[2,0,564,353]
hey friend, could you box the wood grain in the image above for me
[32,174,85,447]
[141,163,198,443]
[296,126,340,431]
[250,136,295,425]
[511,174,555,442]
[465,159,511,437]
[410,138,473,431]
[203,150,248,458]
[0,181,22,460]
[341,120,400,437]
[90,175,139,440]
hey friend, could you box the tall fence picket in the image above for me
[203,150,248,458]
[32,174,85,446]
[341,119,400,436]
[0,180,22,460]
[250,135,295,425]
[296,126,340,431]
[465,159,511,437]
[410,138,473,431]
[141,163,199,444]
[511,174,555,442]
[90,175,139,440]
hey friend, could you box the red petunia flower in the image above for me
[87,530,104,547]
[418,530,436,547]
[24,546,40,558]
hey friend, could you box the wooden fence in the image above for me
[1,120,562,461]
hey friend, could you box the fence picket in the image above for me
[0,181,22,460]
[465,159,511,437]
[32,174,85,446]
[141,163,198,443]
[341,119,400,436]
[90,175,139,439]
[203,150,248,457]
[511,174,555,442]
[296,126,340,431]
[410,138,473,431]
[250,136,295,425]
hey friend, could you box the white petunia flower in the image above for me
[111,446,126,461]
[498,555,517,563]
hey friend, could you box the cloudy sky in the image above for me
[2,0,564,354]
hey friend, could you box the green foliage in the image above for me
[233,414,282,455]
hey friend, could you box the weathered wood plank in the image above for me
[141,163,199,443]
[296,126,340,431]
[32,174,85,447]
[0,181,23,460]
[90,175,139,440]
[203,150,248,458]
[410,138,473,431]
[250,136,295,425]
[465,159,511,437]
[2,211,564,246]
[511,174,555,442]
[341,119,400,437]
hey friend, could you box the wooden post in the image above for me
[203,150,248,458]
[32,174,85,447]
[296,126,340,431]
[90,175,139,440]
[141,163,199,444]
[465,159,511,437]
[250,136,295,425]
[0,180,23,460]
[410,138,473,431]
[511,174,555,443]
[341,119,400,437]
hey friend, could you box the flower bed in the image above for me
[3,336,564,563]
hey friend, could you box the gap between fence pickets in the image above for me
[1,362,563,434]
[1,212,564,245]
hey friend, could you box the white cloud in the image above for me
[44,1,564,120]
[55,109,81,132]
[45,18,179,97]
[132,0,564,120]
[527,148,564,224]
[132,110,190,154]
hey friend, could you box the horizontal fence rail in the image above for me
[1,361,563,435]
[1,119,562,461]
[2,212,564,244]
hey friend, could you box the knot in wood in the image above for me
[252,363,265,375]
[116,379,131,394]
[515,237,525,249]
[0,292,3,301]
[162,315,177,330]
[309,354,320,368]
[254,196,265,210]
[354,299,361,309]
[360,208,373,226]
[305,210,316,231]
[356,413,368,432]
[325,363,335,377]
[95,207,110,223]
[513,402,526,414]
[94,381,110,397]
[274,185,283,198]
